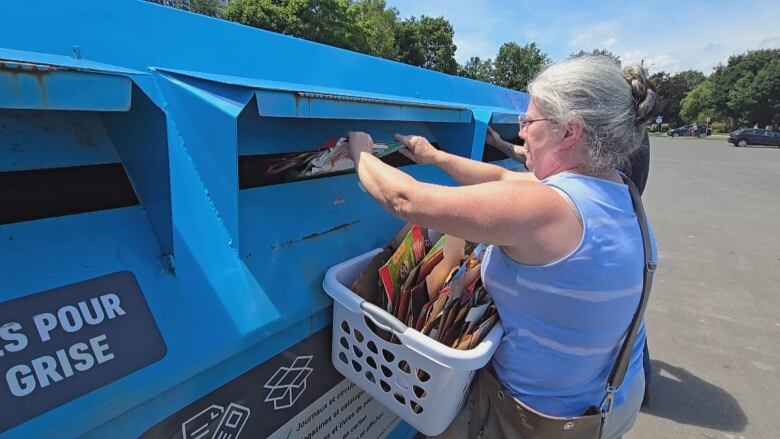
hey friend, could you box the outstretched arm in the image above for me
[348,132,555,248]
[394,134,535,186]
[486,126,528,164]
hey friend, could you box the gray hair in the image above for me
[527,55,656,173]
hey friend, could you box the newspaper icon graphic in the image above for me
[263,355,314,410]
[181,402,250,439]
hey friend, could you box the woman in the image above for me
[348,55,657,438]
[487,103,655,408]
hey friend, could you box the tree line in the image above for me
[168,0,780,130]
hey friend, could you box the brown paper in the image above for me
[424,236,465,299]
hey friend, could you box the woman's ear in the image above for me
[556,119,584,151]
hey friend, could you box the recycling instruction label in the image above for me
[142,327,399,439]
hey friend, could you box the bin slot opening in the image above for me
[0,163,139,225]
[237,145,430,189]
[237,109,457,188]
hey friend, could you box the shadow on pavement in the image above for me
[642,360,747,432]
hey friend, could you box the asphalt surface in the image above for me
[628,137,780,439]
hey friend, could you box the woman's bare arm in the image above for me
[349,133,574,260]
[395,134,535,185]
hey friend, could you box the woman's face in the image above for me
[519,97,565,179]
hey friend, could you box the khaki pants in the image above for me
[430,369,645,439]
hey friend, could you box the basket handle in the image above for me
[360,302,408,335]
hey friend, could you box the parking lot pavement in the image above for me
[628,137,780,439]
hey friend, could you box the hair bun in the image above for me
[623,66,657,126]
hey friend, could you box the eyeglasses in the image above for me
[518,114,552,130]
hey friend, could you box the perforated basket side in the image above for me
[323,248,502,435]
[330,302,473,436]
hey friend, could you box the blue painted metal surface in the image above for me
[0,1,529,437]
[0,61,132,112]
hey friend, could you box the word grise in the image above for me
[1,293,126,397]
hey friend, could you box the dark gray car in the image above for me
[728,129,780,147]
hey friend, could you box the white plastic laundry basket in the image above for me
[323,248,504,436]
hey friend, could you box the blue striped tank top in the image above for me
[483,172,656,417]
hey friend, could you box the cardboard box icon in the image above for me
[263,355,314,410]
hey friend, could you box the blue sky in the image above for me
[386,0,780,74]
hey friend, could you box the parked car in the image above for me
[728,128,780,147]
[667,124,709,137]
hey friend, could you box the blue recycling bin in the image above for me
[0,1,528,437]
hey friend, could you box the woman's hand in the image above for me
[486,126,503,147]
[394,134,441,164]
[347,131,374,163]
[485,126,528,164]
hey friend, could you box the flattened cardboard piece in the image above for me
[379,225,426,305]
[455,333,472,350]
[408,281,428,329]
[415,235,447,284]
[425,237,466,299]
[464,302,490,325]
[446,264,469,302]
[427,286,451,327]
[352,247,393,303]
[463,265,481,292]
[437,297,461,342]
[453,301,471,327]
[356,222,413,309]
[414,295,435,331]
[442,319,465,347]
[452,294,479,346]
[395,264,421,321]
[421,314,441,337]
[447,264,480,305]
[470,313,499,349]
[458,274,482,307]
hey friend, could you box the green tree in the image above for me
[569,48,620,65]
[493,42,550,91]
[648,71,666,91]
[727,73,758,125]
[224,0,370,53]
[459,56,494,83]
[674,69,707,91]
[349,0,399,59]
[680,80,715,123]
[752,58,780,126]
[285,0,368,52]
[224,0,297,35]
[189,0,223,17]
[650,70,706,126]
[394,16,458,74]
[709,49,780,126]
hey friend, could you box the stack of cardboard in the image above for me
[353,224,499,350]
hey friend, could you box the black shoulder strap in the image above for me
[606,176,656,391]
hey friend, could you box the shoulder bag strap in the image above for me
[602,176,656,408]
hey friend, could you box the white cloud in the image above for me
[619,50,680,72]
[568,21,622,49]
[646,54,679,71]
[758,36,780,49]
[388,0,780,73]
[454,32,499,63]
